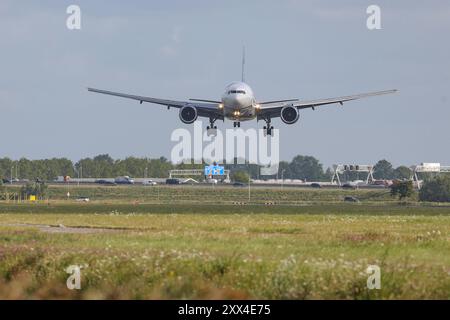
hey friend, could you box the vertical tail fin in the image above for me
[241,46,246,82]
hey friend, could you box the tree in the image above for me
[18,157,33,179]
[231,171,249,183]
[150,157,174,178]
[323,167,334,181]
[419,176,450,202]
[0,158,14,180]
[373,159,394,180]
[393,166,412,180]
[277,161,291,179]
[76,154,114,178]
[390,180,414,200]
[288,155,325,181]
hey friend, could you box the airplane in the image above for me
[88,49,397,136]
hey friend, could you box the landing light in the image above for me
[255,104,261,110]
[218,103,224,109]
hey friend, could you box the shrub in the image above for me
[390,180,414,200]
[20,181,48,199]
[231,171,249,183]
[419,176,450,202]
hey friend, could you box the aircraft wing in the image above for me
[87,88,224,120]
[257,89,397,119]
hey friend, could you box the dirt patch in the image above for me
[0,223,121,234]
[341,231,387,242]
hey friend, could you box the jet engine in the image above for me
[179,105,198,124]
[280,105,299,124]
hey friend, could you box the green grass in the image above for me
[4,184,401,204]
[0,187,449,299]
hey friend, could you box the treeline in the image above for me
[0,154,415,182]
[0,155,173,181]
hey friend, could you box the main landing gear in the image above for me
[263,118,274,136]
[207,118,218,136]
[233,122,241,128]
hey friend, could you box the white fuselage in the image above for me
[221,82,257,121]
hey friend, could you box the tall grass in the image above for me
[0,208,449,299]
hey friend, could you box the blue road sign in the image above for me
[205,165,225,176]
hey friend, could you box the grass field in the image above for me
[3,184,401,204]
[0,186,449,299]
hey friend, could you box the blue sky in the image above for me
[1,0,449,168]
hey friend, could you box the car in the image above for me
[233,182,246,187]
[114,176,135,185]
[142,180,157,186]
[166,178,180,185]
[310,183,322,188]
[76,197,90,202]
[2,179,10,184]
[342,183,357,189]
[206,178,218,184]
[344,196,360,203]
[95,179,117,186]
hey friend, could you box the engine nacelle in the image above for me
[179,105,198,124]
[280,105,299,124]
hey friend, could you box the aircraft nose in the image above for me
[234,94,248,103]
[225,95,239,105]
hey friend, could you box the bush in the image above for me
[231,171,249,183]
[419,176,450,202]
[20,181,48,199]
[390,180,414,200]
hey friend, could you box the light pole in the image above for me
[281,169,286,189]
[77,164,83,187]
[248,171,251,202]
[10,166,13,185]
[144,166,149,203]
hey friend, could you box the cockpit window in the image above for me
[228,90,246,94]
